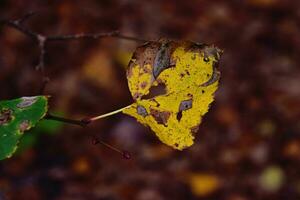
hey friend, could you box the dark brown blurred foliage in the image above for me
[1,0,300,199]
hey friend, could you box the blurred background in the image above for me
[1,0,300,199]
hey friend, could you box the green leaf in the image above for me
[33,111,64,135]
[16,111,64,155]
[0,96,49,160]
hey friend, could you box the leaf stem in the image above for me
[44,104,132,126]
[89,105,132,122]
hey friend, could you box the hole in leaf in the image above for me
[177,111,182,121]
[137,105,148,117]
[142,83,167,99]
[179,99,193,111]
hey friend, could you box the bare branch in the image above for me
[15,11,37,24]
[45,113,91,127]
[1,13,137,158]
[0,13,148,72]
[47,31,119,41]
[1,19,37,40]
[36,34,47,71]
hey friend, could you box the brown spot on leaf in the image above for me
[17,97,38,108]
[140,81,148,89]
[126,66,133,78]
[0,109,13,125]
[150,108,171,126]
[128,41,160,72]
[133,92,143,100]
[143,67,151,73]
[185,70,190,76]
[186,42,207,52]
[203,46,223,61]
[191,54,196,60]
[19,120,30,132]
[185,42,223,63]
[153,42,173,79]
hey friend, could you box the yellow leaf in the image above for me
[123,40,222,150]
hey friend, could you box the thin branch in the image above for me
[45,113,90,127]
[1,13,137,125]
[100,141,132,160]
[0,13,46,74]
[47,31,119,41]
[0,13,137,159]
[16,11,37,24]
[47,31,148,43]
[92,136,131,159]
[44,104,131,127]
[45,114,132,159]
[1,18,37,40]
[0,13,148,72]
[36,34,46,70]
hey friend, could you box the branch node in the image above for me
[80,118,92,127]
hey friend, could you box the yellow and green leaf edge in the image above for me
[0,96,49,160]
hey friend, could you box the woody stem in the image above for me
[44,104,132,126]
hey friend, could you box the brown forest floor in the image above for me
[1,0,300,200]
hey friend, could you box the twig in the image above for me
[45,113,91,127]
[44,104,131,127]
[15,11,37,24]
[92,136,131,159]
[45,108,133,159]
[0,17,37,40]
[0,13,137,159]
[0,13,148,72]
[45,113,132,159]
